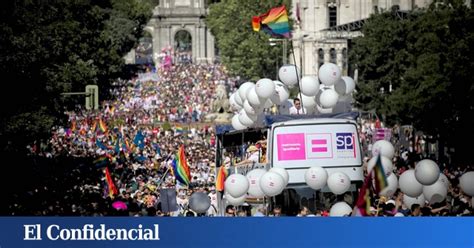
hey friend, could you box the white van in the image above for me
[265,116,364,216]
[215,113,364,216]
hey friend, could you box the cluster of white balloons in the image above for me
[301,63,355,114]
[304,166,351,195]
[229,77,288,130]
[405,166,474,206]
[224,167,290,206]
[229,63,356,130]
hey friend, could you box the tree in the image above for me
[206,0,292,81]
[0,0,153,151]
[351,0,474,163]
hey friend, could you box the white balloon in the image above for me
[300,76,320,96]
[318,63,341,86]
[234,91,244,106]
[246,87,266,107]
[270,81,290,105]
[415,159,440,185]
[297,93,317,109]
[329,202,352,217]
[305,166,328,190]
[459,171,474,196]
[243,100,263,116]
[319,89,339,108]
[229,93,242,111]
[372,140,395,159]
[399,169,423,197]
[231,114,247,130]
[437,173,450,189]
[225,193,246,206]
[253,113,266,128]
[403,194,425,209]
[316,104,333,114]
[269,167,289,185]
[259,171,285,197]
[255,78,275,99]
[327,172,351,195]
[278,64,300,87]
[246,169,266,198]
[189,192,211,213]
[334,76,356,95]
[423,181,447,204]
[238,82,255,101]
[367,156,393,177]
[225,174,250,198]
[277,99,292,114]
[394,212,405,217]
[379,173,398,197]
[238,109,257,126]
[263,99,273,108]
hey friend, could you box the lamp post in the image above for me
[269,38,287,65]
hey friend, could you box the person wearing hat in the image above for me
[235,145,260,167]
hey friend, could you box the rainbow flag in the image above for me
[99,118,108,133]
[171,145,191,185]
[105,167,118,198]
[175,125,183,134]
[354,174,373,216]
[373,154,388,193]
[252,5,291,38]
[71,120,76,132]
[94,155,110,168]
[215,166,229,192]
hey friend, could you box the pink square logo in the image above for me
[277,133,306,161]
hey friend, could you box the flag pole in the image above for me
[289,41,305,113]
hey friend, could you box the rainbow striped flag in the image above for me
[99,118,108,133]
[105,167,118,198]
[354,174,373,216]
[175,125,184,134]
[373,154,388,193]
[215,165,229,192]
[171,145,191,185]
[252,5,291,38]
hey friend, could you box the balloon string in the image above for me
[289,40,304,113]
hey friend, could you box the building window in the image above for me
[328,6,337,27]
[330,48,336,64]
[318,48,324,68]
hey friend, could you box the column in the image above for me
[336,47,343,71]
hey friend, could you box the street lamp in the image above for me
[269,38,288,65]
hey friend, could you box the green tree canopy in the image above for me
[351,0,474,163]
[0,0,153,151]
[206,0,291,81]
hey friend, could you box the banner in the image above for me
[374,127,392,142]
[0,218,472,247]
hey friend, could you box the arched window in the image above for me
[328,6,337,28]
[318,48,324,68]
[330,48,336,64]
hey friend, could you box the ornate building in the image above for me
[125,0,216,65]
[291,0,434,77]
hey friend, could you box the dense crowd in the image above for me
[17,63,239,216]
[12,61,472,217]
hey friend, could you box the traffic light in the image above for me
[85,85,99,110]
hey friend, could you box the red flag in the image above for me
[105,167,118,198]
[354,173,373,216]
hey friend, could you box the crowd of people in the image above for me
[15,62,241,216]
[11,60,472,217]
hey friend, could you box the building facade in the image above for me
[142,0,216,65]
[291,0,433,77]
